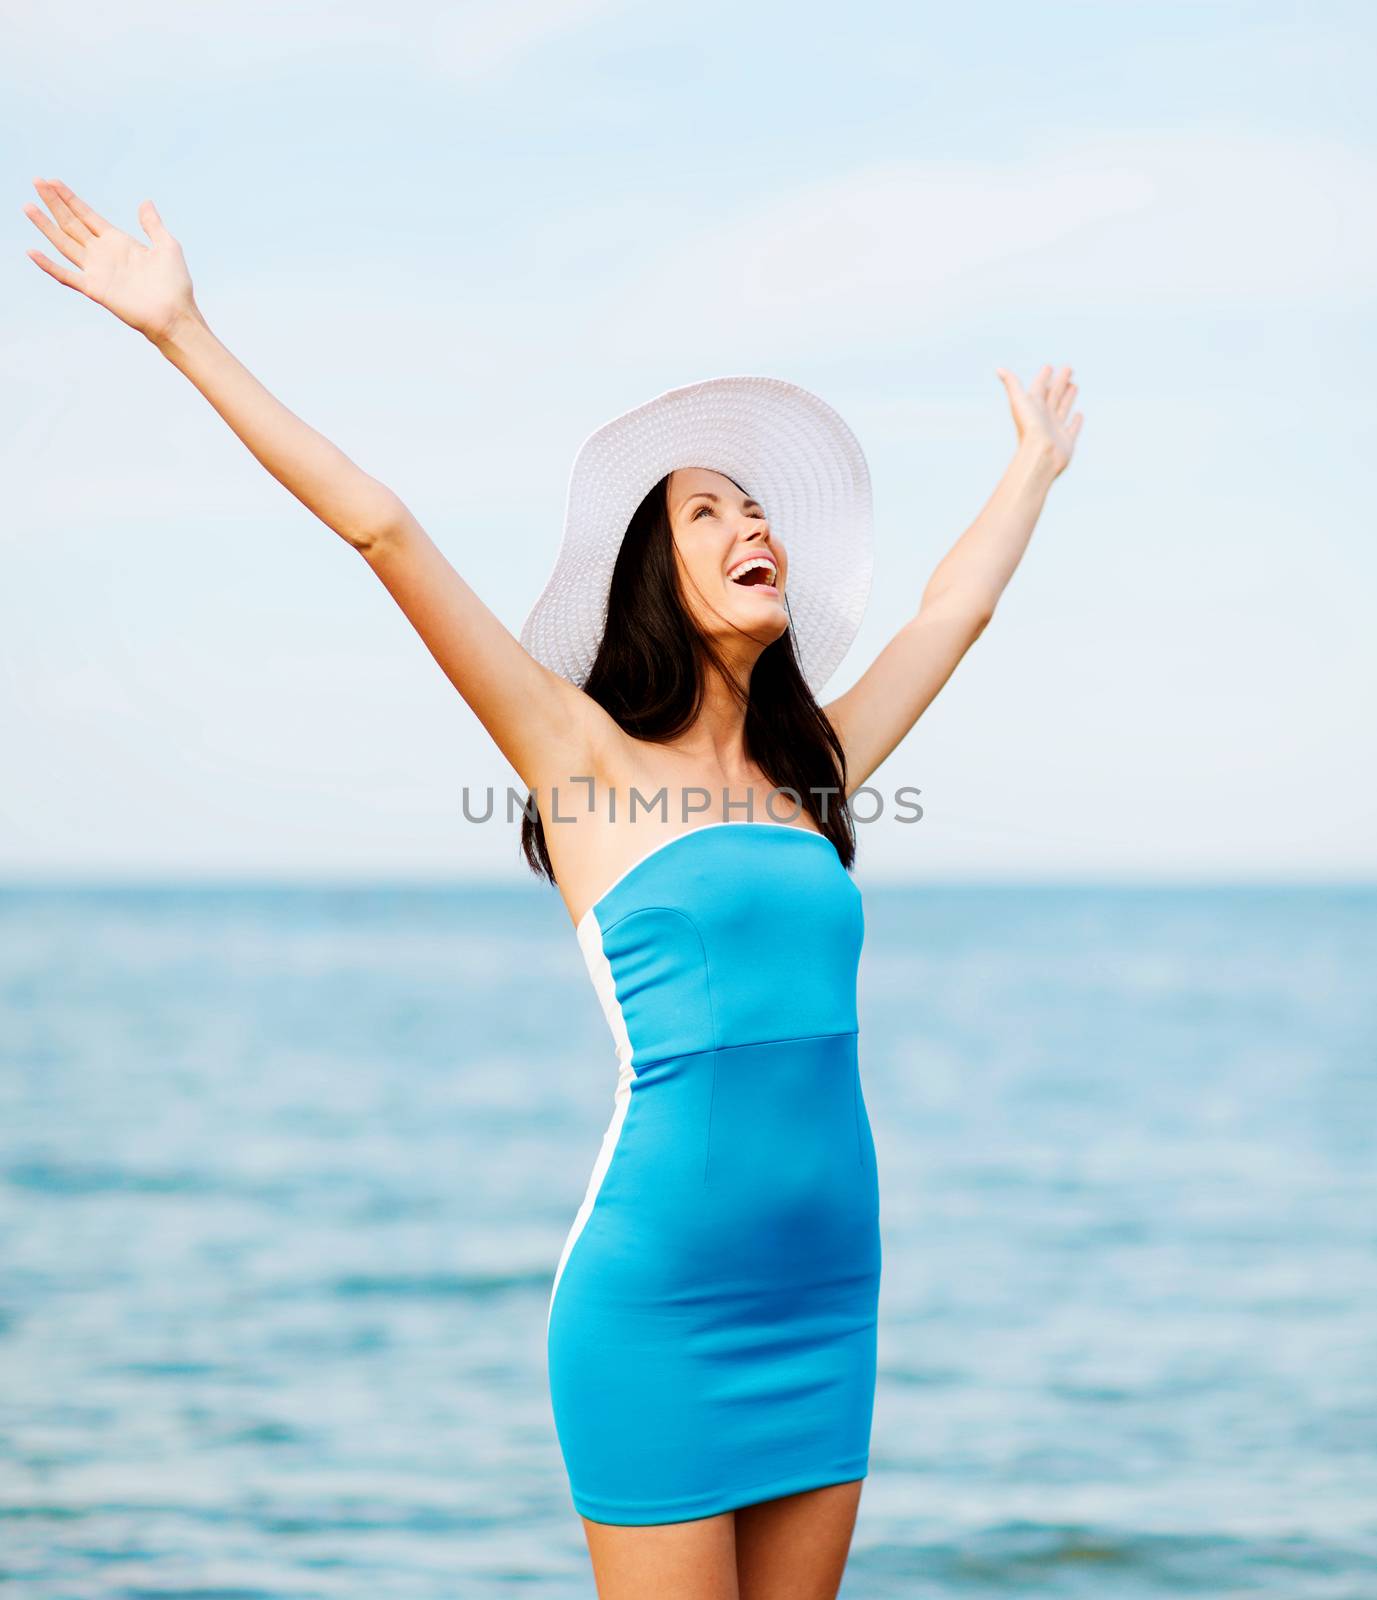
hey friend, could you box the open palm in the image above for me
[23,178,195,344]
[996,364,1084,477]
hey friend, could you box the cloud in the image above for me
[431,0,632,80]
[610,131,1377,351]
[1,0,632,80]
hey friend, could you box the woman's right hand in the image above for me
[23,178,198,346]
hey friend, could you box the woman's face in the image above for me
[667,467,789,657]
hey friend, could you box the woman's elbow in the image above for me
[349,494,413,559]
[924,586,996,638]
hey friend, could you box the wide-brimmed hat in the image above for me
[519,374,873,695]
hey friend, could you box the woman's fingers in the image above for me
[26,246,85,292]
[47,178,112,237]
[137,197,173,246]
[23,198,84,267]
[999,364,1079,410]
[35,177,94,246]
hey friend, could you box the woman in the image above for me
[24,178,1083,1600]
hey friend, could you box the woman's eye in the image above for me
[691,503,765,520]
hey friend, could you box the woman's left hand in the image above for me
[995,364,1084,477]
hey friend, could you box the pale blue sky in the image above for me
[4,1,1374,883]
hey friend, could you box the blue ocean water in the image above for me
[0,882,1374,1598]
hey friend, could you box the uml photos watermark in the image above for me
[459,782,924,826]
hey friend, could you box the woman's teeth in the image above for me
[728,557,778,586]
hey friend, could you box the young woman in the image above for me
[24,178,1083,1600]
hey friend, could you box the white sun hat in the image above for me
[519,374,874,696]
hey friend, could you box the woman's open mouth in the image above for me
[727,555,780,594]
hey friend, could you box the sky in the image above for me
[3,0,1374,884]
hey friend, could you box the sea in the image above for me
[1,882,1374,1598]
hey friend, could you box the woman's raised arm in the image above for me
[822,364,1084,791]
[22,178,618,794]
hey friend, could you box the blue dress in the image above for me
[546,820,881,1525]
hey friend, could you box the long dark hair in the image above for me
[519,471,855,883]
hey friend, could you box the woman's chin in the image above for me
[727,593,790,640]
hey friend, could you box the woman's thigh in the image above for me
[733,1479,865,1600]
[581,1509,739,1600]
